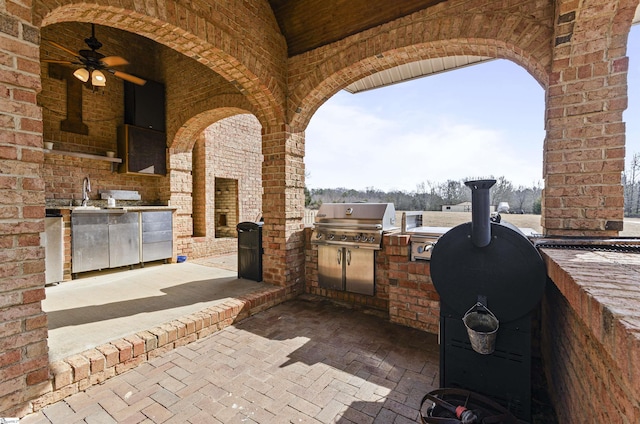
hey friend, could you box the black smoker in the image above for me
[430,180,547,422]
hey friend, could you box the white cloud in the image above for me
[306,104,543,192]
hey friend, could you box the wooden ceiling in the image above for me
[268,0,448,57]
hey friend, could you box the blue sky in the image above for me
[306,27,640,193]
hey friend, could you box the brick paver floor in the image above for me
[22,296,439,423]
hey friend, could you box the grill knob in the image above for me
[369,236,376,243]
[316,233,323,239]
[417,244,433,253]
[341,235,347,241]
[354,235,361,241]
[328,234,335,240]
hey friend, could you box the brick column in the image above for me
[542,1,631,236]
[0,16,50,416]
[167,149,193,257]
[261,126,305,288]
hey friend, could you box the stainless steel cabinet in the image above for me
[71,213,110,273]
[44,216,64,284]
[317,245,345,291]
[344,248,375,295]
[141,211,172,262]
[108,213,140,268]
[72,211,139,274]
[71,209,173,275]
[317,245,376,295]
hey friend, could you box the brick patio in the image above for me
[21,297,441,423]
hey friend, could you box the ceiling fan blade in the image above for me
[101,56,129,67]
[110,70,147,86]
[42,59,74,64]
[46,40,81,59]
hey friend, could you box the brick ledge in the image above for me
[540,248,640,396]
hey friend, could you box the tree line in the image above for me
[624,152,640,217]
[305,176,543,213]
[306,158,640,216]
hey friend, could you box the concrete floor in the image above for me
[43,255,264,362]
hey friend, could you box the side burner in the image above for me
[402,212,449,261]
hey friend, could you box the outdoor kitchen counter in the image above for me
[59,205,177,212]
[48,206,178,282]
[539,248,640,423]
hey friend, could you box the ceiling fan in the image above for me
[43,24,147,87]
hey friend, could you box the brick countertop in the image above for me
[540,248,640,394]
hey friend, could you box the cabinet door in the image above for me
[108,212,140,268]
[71,213,110,273]
[317,245,344,291]
[142,211,173,262]
[118,125,166,175]
[345,248,375,296]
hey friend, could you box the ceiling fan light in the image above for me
[73,68,90,82]
[91,69,106,86]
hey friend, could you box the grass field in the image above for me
[401,211,640,237]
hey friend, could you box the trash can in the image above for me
[237,221,263,282]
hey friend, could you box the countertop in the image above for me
[48,205,178,213]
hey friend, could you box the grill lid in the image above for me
[314,203,397,230]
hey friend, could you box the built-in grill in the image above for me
[429,180,547,422]
[312,203,397,296]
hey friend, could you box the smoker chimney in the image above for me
[464,179,496,248]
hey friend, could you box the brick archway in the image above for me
[167,107,262,258]
[287,4,554,131]
[290,40,549,131]
[37,2,287,129]
[171,102,257,153]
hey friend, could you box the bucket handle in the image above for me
[463,302,497,321]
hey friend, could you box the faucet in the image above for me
[82,176,91,206]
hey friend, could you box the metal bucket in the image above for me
[463,302,499,354]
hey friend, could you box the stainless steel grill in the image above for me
[311,203,397,295]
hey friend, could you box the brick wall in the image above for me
[541,248,640,423]
[542,284,640,423]
[385,234,440,334]
[0,11,49,418]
